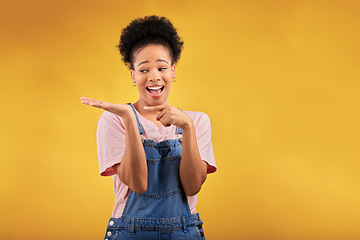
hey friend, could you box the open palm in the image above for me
[80,97,133,118]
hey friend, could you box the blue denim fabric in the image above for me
[104,104,205,240]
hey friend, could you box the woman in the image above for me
[81,15,216,240]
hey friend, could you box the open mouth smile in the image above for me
[146,85,164,98]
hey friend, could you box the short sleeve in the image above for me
[193,112,217,174]
[96,111,126,176]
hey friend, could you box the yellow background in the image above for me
[1,0,359,239]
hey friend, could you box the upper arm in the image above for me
[112,163,120,175]
[193,112,217,174]
[97,112,126,176]
[112,163,127,184]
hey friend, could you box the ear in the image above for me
[171,64,176,79]
[130,69,136,84]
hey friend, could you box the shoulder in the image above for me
[184,111,210,121]
[184,111,211,128]
[98,111,125,129]
[99,110,121,121]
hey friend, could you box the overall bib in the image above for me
[104,104,205,240]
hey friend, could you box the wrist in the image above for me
[181,117,194,131]
[122,107,136,122]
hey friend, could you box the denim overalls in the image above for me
[104,104,205,240]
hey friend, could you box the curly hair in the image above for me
[117,15,184,69]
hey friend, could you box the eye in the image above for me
[158,67,167,71]
[140,69,149,73]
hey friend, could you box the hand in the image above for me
[80,97,134,119]
[144,103,192,129]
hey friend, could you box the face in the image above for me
[131,44,176,106]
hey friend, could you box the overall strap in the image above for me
[127,103,144,135]
[175,126,182,141]
[176,127,183,134]
[176,108,183,135]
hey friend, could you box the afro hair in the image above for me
[117,15,184,69]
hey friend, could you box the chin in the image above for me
[143,92,170,106]
[146,98,167,106]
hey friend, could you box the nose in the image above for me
[148,69,161,82]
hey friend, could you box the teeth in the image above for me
[147,86,163,90]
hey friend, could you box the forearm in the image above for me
[119,113,148,193]
[180,122,207,196]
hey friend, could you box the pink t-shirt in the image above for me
[96,107,217,218]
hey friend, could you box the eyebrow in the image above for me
[137,59,169,67]
[137,61,149,67]
[156,59,169,64]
